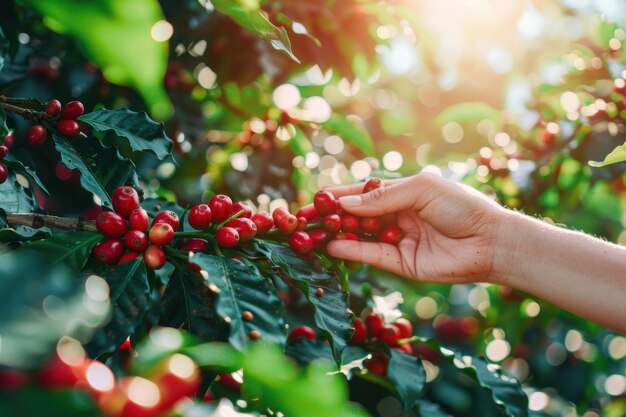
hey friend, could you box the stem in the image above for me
[173,230,208,239]
[6,213,97,232]
[0,99,52,124]
[0,95,41,107]
[216,209,245,228]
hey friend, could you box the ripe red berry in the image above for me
[149,223,175,246]
[272,207,290,225]
[144,245,166,269]
[3,134,13,148]
[365,312,385,338]
[55,161,74,181]
[216,227,240,248]
[0,370,29,391]
[231,201,252,218]
[0,163,7,184]
[152,354,200,411]
[96,211,128,238]
[363,177,384,193]
[225,217,257,242]
[118,251,140,264]
[209,195,233,224]
[0,145,8,158]
[129,208,149,231]
[323,214,341,232]
[112,186,140,218]
[309,229,330,248]
[335,232,359,241]
[45,99,62,117]
[56,119,80,137]
[37,350,88,388]
[288,325,317,342]
[341,215,360,233]
[26,124,47,146]
[153,210,180,231]
[366,354,388,377]
[313,190,336,216]
[360,217,382,234]
[377,325,400,346]
[180,238,209,252]
[92,239,125,264]
[295,204,319,222]
[289,231,313,255]
[297,217,307,231]
[349,318,367,345]
[394,344,413,354]
[379,226,404,245]
[60,101,85,119]
[277,214,298,235]
[124,230,148,252]
[392,318,413,339]
[188,204,212,230]
[251,211,273,234]
[217,373,241,394]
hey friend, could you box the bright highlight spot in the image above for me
[442,121,464,144]
[273,84,301,110]
[151,20,173,42]
[486,339,511,362]
[415,297,438,319]
[383,151,403,171]
[605,374,626,396]
[350,160,371,180]
[86,362,115,392]
[529,391,549,411]
[127,377,161,407]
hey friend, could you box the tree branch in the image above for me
[6,213,97,232]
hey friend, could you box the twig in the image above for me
[6,213,97,232]
[0,95,42,107]
[0,96,52,124]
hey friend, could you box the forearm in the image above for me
[492,211,626,333]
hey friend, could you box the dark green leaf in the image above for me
[0,227,49,242]
[78,108,173,160]
[183,342,243,371]
[0,26,8,73]
[3,159,49,196]
[18,231,101,272]
[53,134,139,209]
[0,169,38,214]
[323,114,375,156]
[0,387,103,417]
[255,241,353,363]
[287,338,369,376]
[414,399,454,417]
[388,349,426,410]
[0,109,8,140]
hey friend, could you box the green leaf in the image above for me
[0,108,8,140]
[53,134,139,209]
[19,231,102,272]
[323,114,375,156]
[0,26,8,73]
[0,251,109,369]
[0,387,103,417]
[414,399,453,417]
[189,253,286,349]
[289,126,313,157]
[434,102,502,129]
[208,0,299,63]
[0,168,38,214]
[388,349,426,410]
[286,338,370,376]
[0,227,49,242]
[255,241,354,363]
[589,141,626,167]
[17,0,172,118]
[183,342,244,371]
[78,108,173,160]
[88,258,151,355]
[3,159,50,196]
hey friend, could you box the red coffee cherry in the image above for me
[360,217,382,234]
[118,251,140,264]
[153,210,180,231]
[366,354,388,377]
[277,214,298,235]
[323,214,341,232]
[341,215,360,233]
[0,163,8,184]
[60,101,84,119]
[392,318,413,339]
[231,201,252,219]
[144,245,166,269]
[112,186,140,218]
[216,227,240,248]
[180,238,209,252]
[289,231,313,255]
[209,195,233,224]
[56,119,80,137]
[296,217,307,231]
[149,223,175,246]
[225,217,257,242]
[96,211,128,238]
[288,325,317,342]
[45,99,62,117]
[379,226,404,245]
[92,239,125,264]
[129,208,149,231]
[188,204,212,230]
[55,162,74,181]
[272,207,290,225]
[0,145,8,158]
[295,204,319,222]
[251,211,273,234]
[313,190,336,216]
[124,230,148,252]
[394,343,413,354]
[309,229,330,248]
[26,125,47,146]
[365,312,385,338]
[363,177,384,193]
[335,232,358,241]
[349,318,367,345]
[377,325,400,346]
[3,134,13,148]
[217,373,241,394]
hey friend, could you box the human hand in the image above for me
[325,173,506,283]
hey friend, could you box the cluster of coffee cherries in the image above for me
[0,143,8,184]
[26,99,84,147]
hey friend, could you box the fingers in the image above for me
[326,239,406,277]
[323,178,404,198]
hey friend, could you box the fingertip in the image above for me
[325,239,349,258]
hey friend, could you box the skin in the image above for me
[325,173,626,334]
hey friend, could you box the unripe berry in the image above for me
[392,318,413,339]
[124,230,148,252]
[360,217,382,234]
[45,99,62,117]
[272,207,290,224]
[26,125,47,146]
[144,245,166,269]
[0,145,8,158]
[60,101,85,119]
[231,201,252,218]
[92,239,125,264]
[216,227,239,248]
[0,163,7,184]
[208,195,233,224]
[180,238,209,252]
[277,214,298,235]
[289,231,313,255]
[153,210,179,231]
[341,215,360,233]
[56,119,80,137]
[112,186,140,218]
[251,211,273,234]
[149,223,175,246]
[119,251,140,264]
[349,318,367,345]
[288,325,317,342]
[309,229,330,248]
[323,214,341,232]
[379,226,404,245]
[365,312,385,338]
[129,208,149,231]
[295,204,319,222]
[377,325,400,346]
[363,177,383,193]
[225,217,257,242]
[96,211,128,238]
[188,204,212,230]
[313,190,336,216]
[366,354,388,376]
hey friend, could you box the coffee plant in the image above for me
[0,1,625,417]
